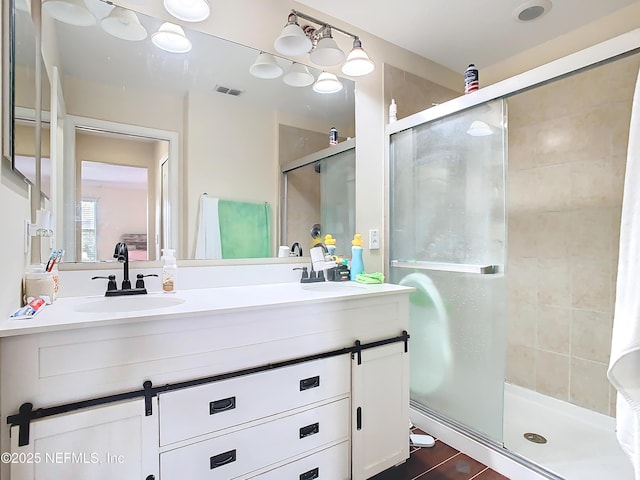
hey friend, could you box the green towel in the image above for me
[218,200,271,259]
[355,272,385,284]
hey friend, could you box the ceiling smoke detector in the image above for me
[512,0,552,22]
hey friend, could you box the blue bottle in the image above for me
[350,233,364,281]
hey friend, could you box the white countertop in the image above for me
[0,282,413,337]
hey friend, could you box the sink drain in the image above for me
[524,432,547,444]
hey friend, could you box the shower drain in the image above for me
[524,432,547,444]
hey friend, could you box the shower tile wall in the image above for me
[506,53,640,416]
[279,125,327,249]
[384,64,459,122]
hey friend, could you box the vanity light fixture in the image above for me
[274,13,313,56]
[312,71,343,94]
[163,0,210,22]
[152,22,192,53]
[100,7,147,41]
[283,62,315,87]
[249,52,284,79]
[309,26,345,67]
[274,9,374,76]
[341,38,375,76]
[42,0,96,26]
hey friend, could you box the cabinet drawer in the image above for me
[159,355,349,445]
[160,398,350,480]
[249,441,349,480]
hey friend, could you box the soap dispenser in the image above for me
[350,234,364,281]
[161,248,177,293]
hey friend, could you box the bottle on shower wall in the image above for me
[464,64,479,94]
[389,99,397,122]
[329,127,338,146]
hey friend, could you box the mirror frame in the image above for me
[61,115,180,261]
[2,0,15,168]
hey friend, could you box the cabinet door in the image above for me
[10,399,158,480]
[351,342,409,479]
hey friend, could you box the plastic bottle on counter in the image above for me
[349,233,364,281]
[161,248,177,293]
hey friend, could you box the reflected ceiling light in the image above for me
[283,62,315,87]
[309,27,345,67]
[163,0,210,22]
[312,71,343,94]
[151,22,192,53]
[274,10,374,76]
[467,120,493,136]
[341,38,375,76]
[101,7,147,41]
[42,0,96,26]
[274,13,313,56]
[249,52,284,79]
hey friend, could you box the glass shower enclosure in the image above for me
[388,100,508,443]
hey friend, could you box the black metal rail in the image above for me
[8,331,409,446]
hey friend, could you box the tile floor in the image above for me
[372,429,509,480]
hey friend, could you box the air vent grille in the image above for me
[214,85,243,96]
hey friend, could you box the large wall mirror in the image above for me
[17,0,356,263]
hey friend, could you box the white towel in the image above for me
[194,195,222,259]
[609,65,640,480]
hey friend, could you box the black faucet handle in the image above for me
[293,266,309,281]
[92,275,117,291]
[136,273,158,289]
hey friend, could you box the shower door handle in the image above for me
[391,260,500,275]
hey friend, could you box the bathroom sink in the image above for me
[74,295,186,313]
[301,282,367,292]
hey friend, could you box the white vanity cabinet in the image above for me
[0,283,411,480]
[9,399,159,480]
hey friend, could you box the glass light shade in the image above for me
[163,0,210,22]
[309,37,345,67]
[101,7,147,41]
[341,41,375,76]
[249,52,284,79]
[283,62,314,87]
[42,0,96,26]
[467,120,493,136]
[274,23,312,56]
[151,22,192,53]
[312,71,343,94]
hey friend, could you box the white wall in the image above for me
[185,91,279,257]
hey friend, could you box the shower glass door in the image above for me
[389,100,508,443]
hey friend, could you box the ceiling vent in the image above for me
[512,0,552,22]
[214,85,243,96]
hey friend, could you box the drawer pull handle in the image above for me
[209,396,236,415]
[300,467,319,480]
[299,422,320,439]
[356,406,362,430]
[209,449,236,469]
[300,375,320,391]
